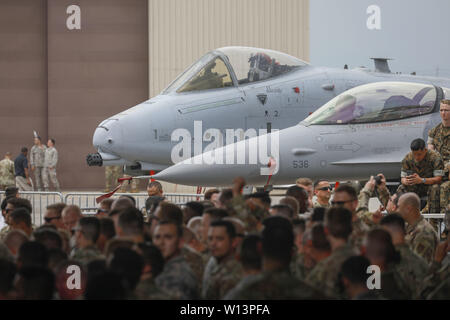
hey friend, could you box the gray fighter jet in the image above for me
[150,81,446,186]
[86,47,450,176]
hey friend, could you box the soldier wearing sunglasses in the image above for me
[313,180,332,209]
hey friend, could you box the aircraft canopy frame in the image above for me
[162,46,308,94]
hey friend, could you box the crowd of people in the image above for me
[0,171,448,300]
[0,95,447,301]
[0,137,60,192]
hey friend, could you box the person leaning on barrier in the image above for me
[0,152,15,191]
[428,99,450,213]
[399,138,443,214]
[14,147,32,191]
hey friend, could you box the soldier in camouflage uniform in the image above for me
[70,217,104,266]
[42,139,60,191]
[202,220,243,299]
[332,184,370,250]
[223,234,262,299]
[313,180,332,209]
[104,165,122,193]
[0,152,15,190]
[293,223,331,282]
[306,207,359,299]
[380,213,429,293]
[417,235,449,299]
[153,221,198,299]
[364,228,413,299]
[30,137,46,191]
[339,256,386,300]
[397,192,438,264]
[226,216,323,299]
[357,174,390,226]
[132,242,174,299]
[227,177,269,233]
[181,245,204,286]
[399,138,444,214]
[428,99,450,212]
[133,276,173,300]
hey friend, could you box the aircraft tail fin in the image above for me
[370,58,393,73]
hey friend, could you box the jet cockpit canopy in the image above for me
[304,82,439,125]
[163,46,308,94]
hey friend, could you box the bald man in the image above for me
[397,192,438,263]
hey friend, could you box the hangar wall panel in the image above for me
[148,0,309,97]
[47,0,149,189]
[0,0,48,161]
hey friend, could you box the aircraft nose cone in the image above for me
[93,127,108,150]
[93,120,123,153]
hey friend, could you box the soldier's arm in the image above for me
[427,128,436,150]
[29,148,35,167]
[400,157,411,185]
[424,155,444,185]
[50,149,58,167]
[377,186,390,207]
[54,149,58,166]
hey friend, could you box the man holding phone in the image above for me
[399,138,444,214]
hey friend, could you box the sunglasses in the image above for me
[317,186,332,191]
[44,216,61,223]
[331,199,355,206]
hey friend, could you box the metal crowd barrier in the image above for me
[0,191,64,226]
[64,192,205,213]
[0,191,445,235]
